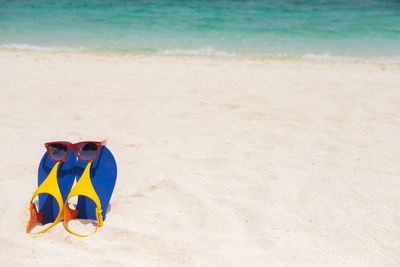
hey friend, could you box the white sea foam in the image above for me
[302,53,400,63]
[2,43,399,63]
[161,47,236,57]
[0,43,81,52]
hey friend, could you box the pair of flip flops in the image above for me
[27,146,117,237]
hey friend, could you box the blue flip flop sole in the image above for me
[75,146,117,221]
[37,151,76,224]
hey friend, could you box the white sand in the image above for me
[0,50,399,266]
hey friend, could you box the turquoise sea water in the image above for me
[1,0,400,59]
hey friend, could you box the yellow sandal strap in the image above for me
[27,162,64,234]
[64,162,103,237]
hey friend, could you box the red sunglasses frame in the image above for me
[44,140,107,162]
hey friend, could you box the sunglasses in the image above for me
[45,140,107,162]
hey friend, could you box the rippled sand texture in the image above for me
[0,51,399,266]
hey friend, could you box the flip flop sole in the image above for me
[75,146,117,221]
[37,151,76,224]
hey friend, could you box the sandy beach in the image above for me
[0,50,399,266]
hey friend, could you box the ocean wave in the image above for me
[0,43,81,52]
[161,47,236,57]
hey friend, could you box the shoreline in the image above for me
[1,47,400,65]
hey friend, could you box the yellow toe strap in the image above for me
[27,162,64,234]
[64,161,103,237]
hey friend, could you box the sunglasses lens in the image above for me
[76,142,98,161]
[48,143,68,161]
